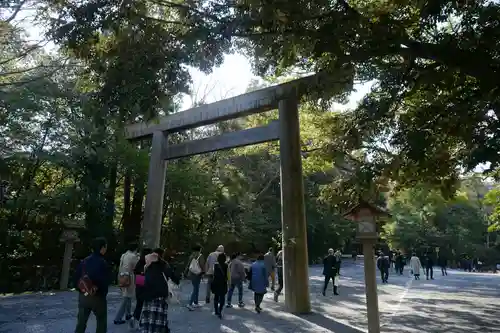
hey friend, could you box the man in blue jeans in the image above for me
[226,252,246,308]
[185,245,205,311]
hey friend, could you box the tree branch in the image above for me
[4,0,29,23]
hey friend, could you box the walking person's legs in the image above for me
[274,268,283,301]
[205,275,213,303]
[126,297,132,319]
[254,293,264,312]
[213,293,219,314]
[322,275,332,296]
[92,296,108,333]
[226,283,235,306]
[218,294,225,316]
[133,297,143,321]
[430,266,434,279]
[75,293,92,333]
[114,296,131,324]
[237,281,244,305]
[426,267,430,280]
[189,275,201,307]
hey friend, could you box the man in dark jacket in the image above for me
[377,252,390,283]
[322,248,339,296]
[395,251,405,275]
[424,253,435,280]
[74,237,111,333]
[438,255,448,276]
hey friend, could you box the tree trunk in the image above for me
[127,174,146,244]
[121,169,131,232]
[105,162,118,227]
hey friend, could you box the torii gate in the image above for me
[125,73,328,313]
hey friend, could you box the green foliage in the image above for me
[3,0,500,294]
[484,187,500,232]
[382,182,496,260]
[119,0,500,191]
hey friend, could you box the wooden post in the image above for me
[278,97,311,314]
[362,240,380,333]
[60,241,74,290]
[142,131,168,249]
[59,228,81,290]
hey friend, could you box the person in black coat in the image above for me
[424,253,434,280]
[211,252,228,319]
[395,251,405,275]
[140,249,180,333]
[377,252,390,283]
[438,255,448,276]
[322,248,339,296]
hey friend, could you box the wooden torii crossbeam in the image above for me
[125,73,329,314]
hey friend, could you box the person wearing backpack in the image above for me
[185,245,205,311]
[74,237,112,333]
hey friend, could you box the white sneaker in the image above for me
[193,304,202,308]
[186,305,194,311]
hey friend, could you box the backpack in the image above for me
[189,254,202,275]
[78,260,97,296]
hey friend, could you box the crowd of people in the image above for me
[73,238,467,333]
[375,250,450,282]
[73,239,286,333]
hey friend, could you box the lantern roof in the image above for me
[342,200,391,221]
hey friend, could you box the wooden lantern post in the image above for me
[59,220,85,290]
[343,201,391,333]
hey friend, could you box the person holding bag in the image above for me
[114,243,139,325]
[74,237,111,333]
[140,248,180,333]
[185,245,205,311]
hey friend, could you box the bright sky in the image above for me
[13,8,370,111]
[184,53,372,111]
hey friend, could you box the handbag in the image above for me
[188,254,202,275]
[162,272,180,304]
[136,274,145,286]
[334,275,339,287]
[118,255,131,287]
[78,261,97,296]
[118,273,131,287]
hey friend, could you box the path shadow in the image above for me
[216,306,366,333]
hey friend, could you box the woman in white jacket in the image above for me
[410,253,422,280]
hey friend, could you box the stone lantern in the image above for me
[343,200,391,333]
[59,219,85,290]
